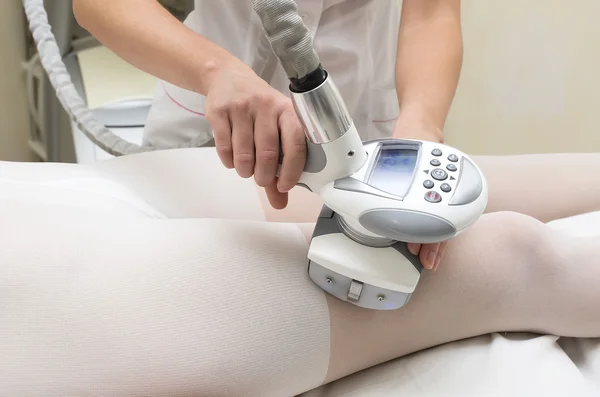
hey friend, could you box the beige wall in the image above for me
[2,2,600,162]
[0,1,33,161]
[444,0,600,154]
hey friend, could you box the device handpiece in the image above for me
[282,66,367,193]
[289,68,352,145]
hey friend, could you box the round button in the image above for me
[430,159,441,166]
[440,183,452,193]
[431,149,442,157]
[300,12,311,21]
[448,154,459,162]
[423,180,434,189]
[425,191,441,203]
[431,168,448,181]
[447,164,457,172]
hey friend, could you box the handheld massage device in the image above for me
[288,67,488,310]
[23,0,487,311]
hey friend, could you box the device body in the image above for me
[285,70,487,311]
[287,73,367,194]
[306,139,488,310]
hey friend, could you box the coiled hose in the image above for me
[21,0,321,157]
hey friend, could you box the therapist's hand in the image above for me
[393,116,448,271]
[204,61,307,209]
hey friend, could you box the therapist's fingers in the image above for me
[277,106,307,193]
[230,108,256,178]
[253,107,280,187]
[407,243,421,256]
[206,105,234,169]
[265,182,288,210]
[432,241,449,272]
[419,242,441,270]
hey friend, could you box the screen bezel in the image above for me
[365,141,423,199]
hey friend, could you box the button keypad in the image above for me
[423,148,460,203]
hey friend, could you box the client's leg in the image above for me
[90,149,600,224]
[267,152,600,224]
[2,204,600,396]
[323,211,600,382]
[473,153,600,222]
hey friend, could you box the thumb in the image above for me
[407,243,421,256]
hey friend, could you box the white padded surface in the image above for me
[301,334,597,396]
[1,148,600,396]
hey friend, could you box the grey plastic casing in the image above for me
[308,205,424,310]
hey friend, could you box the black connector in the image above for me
[289,65,328,93]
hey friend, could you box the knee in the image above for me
[483,211,546,246]
[474,211,564,280]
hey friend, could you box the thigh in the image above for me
[94,147,325,222]
[0,204,330,397]
[322,209,600,383]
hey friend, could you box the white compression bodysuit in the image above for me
[1,148,600,396]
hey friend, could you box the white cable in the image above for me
[250,0,320,80]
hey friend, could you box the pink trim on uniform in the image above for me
[162,82,397,124]
[372,118,397,123]
[162,82,206,117]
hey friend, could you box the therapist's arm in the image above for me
[73,0,308,209]
[393,0,463,143]
[72,0,238,95]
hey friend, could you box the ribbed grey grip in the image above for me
[251,0,321,79]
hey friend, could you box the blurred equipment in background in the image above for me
[22,0,194,163]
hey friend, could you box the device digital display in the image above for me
[368,147,418,197]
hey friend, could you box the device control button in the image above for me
[448,154,459,162]
[424,191,442,203]
[449,157,484,206]
[431,168,448,181]
[440,183,452,193]
[446,164,457,172]
[432,148,443,156]
[430,159,441,166]
[423,180,434,189]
